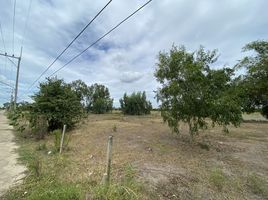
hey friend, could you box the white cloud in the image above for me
[0,0,268,107]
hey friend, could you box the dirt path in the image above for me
[0,110,26,196]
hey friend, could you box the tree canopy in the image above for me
[87,83,113,114]
[155,45,242,139]
[120,91,152,115]
[32,77,83,131]
[236,40,268,118]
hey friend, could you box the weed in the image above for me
[112,124,117,132]
[209,168,226,191]
[247,173,268,198]
[91,164,144,200]
[53,129,71,152]
[36,143,47,151]
[53,129,62,151]
[28,156,42,178]
[27,182,83,200]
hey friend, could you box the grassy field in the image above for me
[3,112,268,200]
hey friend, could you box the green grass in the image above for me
[91,164,144,200]
[247,173,268,198]
[2,135,147,200]
[209,168,226,191]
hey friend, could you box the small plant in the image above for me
[36,143,47,151]
[112,124,117,132]
[92,164,144,200]
[209,168,226,191]
[53,129,71,152]
[247,173,268,198]
[28,156,42,178]
[53,129,62,151]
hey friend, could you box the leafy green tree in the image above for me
[235,40,268,118]
[70,80,90,109]
[119,91,152,115]
[155,45,242,140]
[32,77,83,131]
[87,83,113,114]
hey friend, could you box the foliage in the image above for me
[32,77,83,131]
[155,45,242,139]
[119,91,152,115]
[70,81,113,114]
[87,83,113,114]
[235,40,268,118]
[70,79,90,109]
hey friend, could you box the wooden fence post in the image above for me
[101,135,113,185]
[59,124,66,154]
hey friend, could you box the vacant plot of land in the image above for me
[4,112,268,199]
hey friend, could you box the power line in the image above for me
[0,80,14,88]
[12,0,17,56]
[21,0,33,47]
[0,22,6,52]
[28,0,112,89]
[48,0,153,78]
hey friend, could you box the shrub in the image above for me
[32,77,83,131]
[119,91,152,115]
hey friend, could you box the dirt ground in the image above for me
[0,111,26,196]
[62,112,268,199]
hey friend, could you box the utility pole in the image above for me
[0,47,22,109]
[14,47,22,109]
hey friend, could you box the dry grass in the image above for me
[60,112,267,199]
[5,112,268,199]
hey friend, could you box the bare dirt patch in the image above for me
[0,111,26,196]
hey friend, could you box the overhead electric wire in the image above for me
[0,80,14,88]
[28,0,112,89]
[6,56,17,67]
[12,0,16,56]
[48,0,153,77]
[0,22,6,52]
[21,0,33,47]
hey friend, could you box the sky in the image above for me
[0,0,267,107]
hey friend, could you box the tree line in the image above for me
[5,40,268,140]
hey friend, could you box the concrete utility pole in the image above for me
[0,47,22,109]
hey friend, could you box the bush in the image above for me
[261,104,268,119]
[32,77,83,131]
[119,91,152,115]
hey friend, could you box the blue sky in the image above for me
[0,0,267,107]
